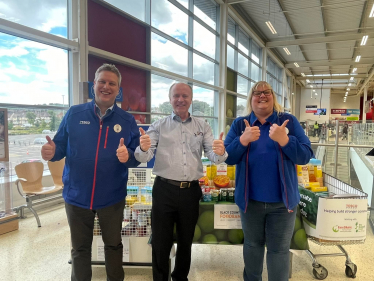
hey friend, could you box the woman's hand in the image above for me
[269,120,289,146]
[239,119,260,146]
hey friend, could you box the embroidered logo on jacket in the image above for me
[80,121,90,124]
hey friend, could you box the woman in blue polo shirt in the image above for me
[224,81,313,281]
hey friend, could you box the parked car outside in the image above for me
[33,138,48,145]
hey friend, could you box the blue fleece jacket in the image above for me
[51,100,140,209]
[224,111,313,212]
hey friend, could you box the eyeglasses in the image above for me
[252,90,272,97]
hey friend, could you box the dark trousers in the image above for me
[65,199,126,281]
[151,177,202,281]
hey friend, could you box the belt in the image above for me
[157,176,198,188]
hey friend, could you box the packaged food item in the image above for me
[220,188,228,201]
[203,192,212,202]
[308,159,317,182]
[199,176,209,186]
[313,160,323,186]
[303,182,320,189]
[213,175,230,188]
[297,165,309,184]
[310,186,328,193]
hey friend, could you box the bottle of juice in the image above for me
[313,159,323,186]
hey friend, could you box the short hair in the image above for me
[245,81,283,115]
[169,83,193,99]
[94,63,122,86]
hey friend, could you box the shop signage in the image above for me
[346,116,359,121]
[214,204,242,229]
[306,105,317,113]
[341,113,351,116]
[97,237,129,261]
[347,109,360,115]
[331,109,346,114]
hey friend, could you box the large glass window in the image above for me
[194,0,217,30]
[227,17,262,93]
[151,33,188,76]
[104,0,146,22]
[151,0,188,44]
[0,31,69,170]
[0,0,68,38]
[193,20,216,59]
[0,33,69,106]
[193,53,215,85]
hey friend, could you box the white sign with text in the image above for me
[214,204,242,229]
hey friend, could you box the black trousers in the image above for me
[65,199,126,281]
[151,177,202,281]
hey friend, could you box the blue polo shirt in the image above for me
[247,111,282,203]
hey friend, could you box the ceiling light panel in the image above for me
[294,63,300,68]
[265,21,277,34]
[355,55,361,62]
[370,4,374,17]
[283,47,291,55]
[361,35,368,46]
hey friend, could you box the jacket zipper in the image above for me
[90,117,103,209]
[104,126,109,148]
[244,118,256,213]
[269,119,292,213]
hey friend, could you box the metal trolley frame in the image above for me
[305,173,368,280]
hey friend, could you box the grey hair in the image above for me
[94,64,122,86]
[169,83,193,99]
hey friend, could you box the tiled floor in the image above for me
[0,204,373,280]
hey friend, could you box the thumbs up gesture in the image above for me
[239,119,260,146]
[117,138,129,163]
[41,136,56,161]
[269,119,289,146]
[139,128,151,152]
[212,132,225,156]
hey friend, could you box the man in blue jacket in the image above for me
[41,64,140,281]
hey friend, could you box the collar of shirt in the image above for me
[171,111,192,123]
[249,110,278,126]
[95,103,114,120]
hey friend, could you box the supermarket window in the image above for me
[194,0,217,30]
[192,86,215,117]
[0,33,69,106]
[151,32,188,77]
[237,97,247,117]
[151,0,188,44]
[0,32,69,170]
[193,20,216,59]
[227,17,262,92]
[227,18,236,45]
[0,0,68,38]
[151,74,176,116]
[193,53,215,85]
[103,0,146,22]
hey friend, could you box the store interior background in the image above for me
[1,0,374,280]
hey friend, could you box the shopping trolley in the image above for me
[300,173,368,280]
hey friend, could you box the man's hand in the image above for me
[41,136,56,161]
[269,119,289,146]
[213,132,225,156]
[139,128,151,152]
[239,119,260,146]
[117,138,129,163]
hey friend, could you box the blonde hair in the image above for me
[245,81,283,115]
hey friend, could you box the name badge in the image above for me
[114,124,122,133]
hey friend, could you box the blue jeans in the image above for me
[239,200,296,281]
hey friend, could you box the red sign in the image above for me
[306,110,317,113]
[331,109,347,114]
